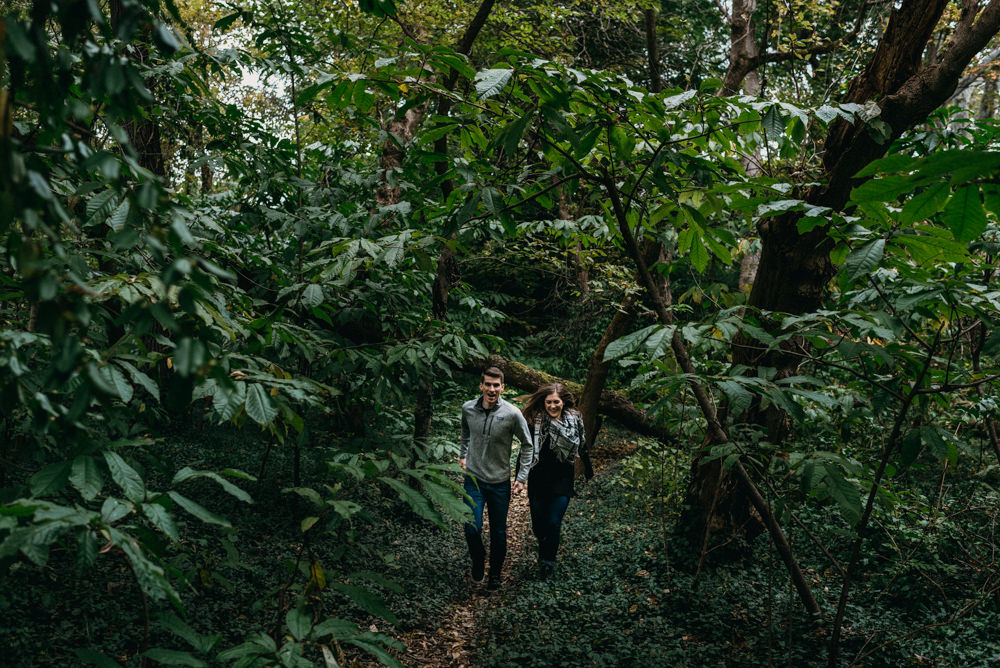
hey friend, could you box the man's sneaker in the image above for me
[486,576,501,592]
[539,561,555,581]
[471,559,485,584]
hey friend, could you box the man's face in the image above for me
[480,376,503,407]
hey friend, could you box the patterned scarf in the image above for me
[533,410,583,464]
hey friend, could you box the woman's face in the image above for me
[544,392,564,419]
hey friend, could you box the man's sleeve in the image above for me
[514,410,534,483]
[460,407,470,459]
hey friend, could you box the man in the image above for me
[460,366,534,592]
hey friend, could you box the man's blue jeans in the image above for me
[529,493,570,564]
[463,476,510,577]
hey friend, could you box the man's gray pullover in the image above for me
[460,396,534,485]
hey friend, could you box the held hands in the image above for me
[459,458,466,471]
[512,480,525,495]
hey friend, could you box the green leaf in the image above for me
[688,232,709,272]
[481,187,503,215]
[117,532,180,604]
[213,381,246,421]
[408,475,470,523]
[30,461,71,497]
[850,176,910,204]
[761,105,785,138]
[104,451,146,503]
[287,607,312,641]
[87,188,117,221]
[217,633,276,661]
[104,364,134,403]
[899,182,949,225]
[379,476,443,527]
[115,360,160,401]
[142,502,180,541]
[920,425,950,462]
[173,338,207,377]
[892,232,969,265]
[842,239,884,282]
[943,185,986,242]
[609,124,635,161]
[101,497,133,524]
[310,617,359,640]
[213,11,242,31]
[173,468,253,504]
[500,110,533,157]
[245,384,279,426]
[143,648,207,667]
[300,284,324,308]
[328,582,399,625]
[822,465,861,527]
[167,491,231,527]
[603,324,662,361]
[474,68,513,99]
[717,380,753,418]
[282,486,324,508]
[70,456,104,501]
[107,199,131,231]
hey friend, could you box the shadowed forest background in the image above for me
[3,0,1000,665]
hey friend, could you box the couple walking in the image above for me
[459,366,594,591]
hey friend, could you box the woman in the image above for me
[522,383,593,580]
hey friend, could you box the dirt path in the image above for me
[387,490,533,667]
[384,436,637,667]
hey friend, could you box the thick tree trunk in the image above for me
[720,0,762,96]
[578,296,636,453]
[690,0,1000,576]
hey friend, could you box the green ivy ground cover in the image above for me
[3,417,1000,666]
[472,458,1000,667]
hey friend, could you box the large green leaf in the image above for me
[244,383,278,426]
[717,380,753,418]
[104,451,146,503]
[286,607,312,642]
[173,467,253,504]
[474,68,513,99]
[821,464,861,527]
[328,582,399,625]
[167,491,231,527]
[942,185,986,242]
[143,649,207,667]
[70,456,104,501]
[899,182,949,224]
[603,325,662,361]
[379,476,442,527]
[142,501,180,541]
[30,461,71,497]
[841,239,884,282]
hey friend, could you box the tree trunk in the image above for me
[720,0,762,96]
[689,0,1000,543]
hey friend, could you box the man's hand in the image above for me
[459,458,466,471]
[512,480,525,495]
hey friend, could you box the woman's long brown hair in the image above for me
[521,383,578,424]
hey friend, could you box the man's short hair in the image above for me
[482,366,504,382]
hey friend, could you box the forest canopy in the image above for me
[3,0,1000,665]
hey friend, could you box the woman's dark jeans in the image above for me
[463,476,510,577]
[529,493,570,564]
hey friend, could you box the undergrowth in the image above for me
[472,450,1000,667]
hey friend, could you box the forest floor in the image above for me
[382,434,640,667]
